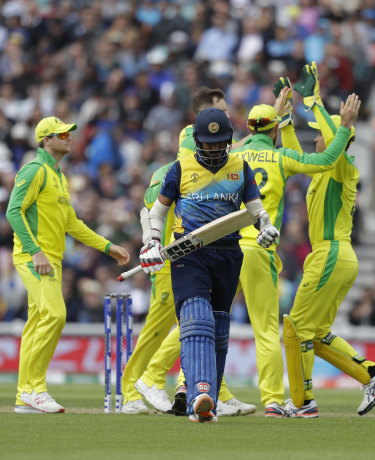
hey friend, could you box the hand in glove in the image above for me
[256,210,280,249]
[139,240,165,274]
[273,78,293,128]
[294,61,322,110]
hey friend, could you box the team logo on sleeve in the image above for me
[227,173,239,181]
[16,179,26,187]
[161,292,169,302]
[208,122,219,133]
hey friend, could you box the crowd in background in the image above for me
[0,0,375,325]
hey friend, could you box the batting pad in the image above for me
[180,297,216,413]
[313,335,371,385]
[214,311,230,400]
[283,315,305,408]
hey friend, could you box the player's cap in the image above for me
[248,105,279,131]
[35,117,77,142]
[194,108,233,143]
[308,115,355,140]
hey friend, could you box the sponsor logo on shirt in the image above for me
[191,173,199,183]
[58,196,70,206]
[16,179,26,187]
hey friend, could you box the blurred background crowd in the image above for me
[0,0,375,326]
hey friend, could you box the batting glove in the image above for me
[294,61,322,110]
[256,210,280,249]
[273,76,293,128]
[139,240,165,274]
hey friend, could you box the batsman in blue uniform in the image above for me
[139,108,279,422]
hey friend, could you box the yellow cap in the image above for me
[247,104,279,131]
[35,117,77,142]
[308,115,355,140]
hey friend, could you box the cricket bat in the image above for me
[118,208,256,281]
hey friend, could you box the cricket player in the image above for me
[6,117,129,414]
[122,88,255,416]
[229,84,361,417]
[139,107,279,422]
[279,63,375,417]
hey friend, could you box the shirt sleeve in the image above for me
[243,161,260,202]
[6,163,45,255]
[281,126,351,176]
[66,205,112,254]
[159,161,180,201]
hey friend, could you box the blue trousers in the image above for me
[171,246,243,321]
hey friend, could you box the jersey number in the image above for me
[253,168,268,199]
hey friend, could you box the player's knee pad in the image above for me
[283,315,309,408]
[213,311,230,398]
[313,333,371,385]
[179,297,216,411]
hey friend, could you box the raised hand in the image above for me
[340,93,361,130]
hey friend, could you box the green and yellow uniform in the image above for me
[230,122,352,406]
[6,148,112,405]
[122,163,178,402]
[285,105,375,402]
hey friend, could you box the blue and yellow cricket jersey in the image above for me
[230,125,351,250]
[160,154,259,243]
[6,148,111,266]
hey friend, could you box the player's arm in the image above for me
[242,161,279,248]
[282,93,360,176]
[139,162,179,274]
[273,80,303,153]
[66,206,129,265]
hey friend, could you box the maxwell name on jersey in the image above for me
[238,151,278,163]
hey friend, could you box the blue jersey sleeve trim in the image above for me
[160,161,180,201]
[243,162,260,202]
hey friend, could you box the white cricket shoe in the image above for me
[14,404,44,414]
[135,378,172,413]
[220,397,256,415]
[216,399,240,416]
[21,391,64,413]
[122,399,149,414]
[189,393,215,423]
[358,376,375,416]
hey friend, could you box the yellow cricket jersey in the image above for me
[6,148,111,266]
[306,105,359,246]
[230,126,351,250]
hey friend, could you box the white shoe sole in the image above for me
[14,405,44,414]
[20,392,65,413]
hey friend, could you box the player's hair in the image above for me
[192,87,225,115]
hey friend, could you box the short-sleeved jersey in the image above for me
[230,127,351,250]
[6,148,111,266]
[305,106,359,246]
[160,154,259,243]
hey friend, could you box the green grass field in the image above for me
[1,383,374,460]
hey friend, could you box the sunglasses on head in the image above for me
[248,117,278,127]
[48,132,70,140]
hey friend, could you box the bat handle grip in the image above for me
[117,265,143,281]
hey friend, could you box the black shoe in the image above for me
[167,391,187,416]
